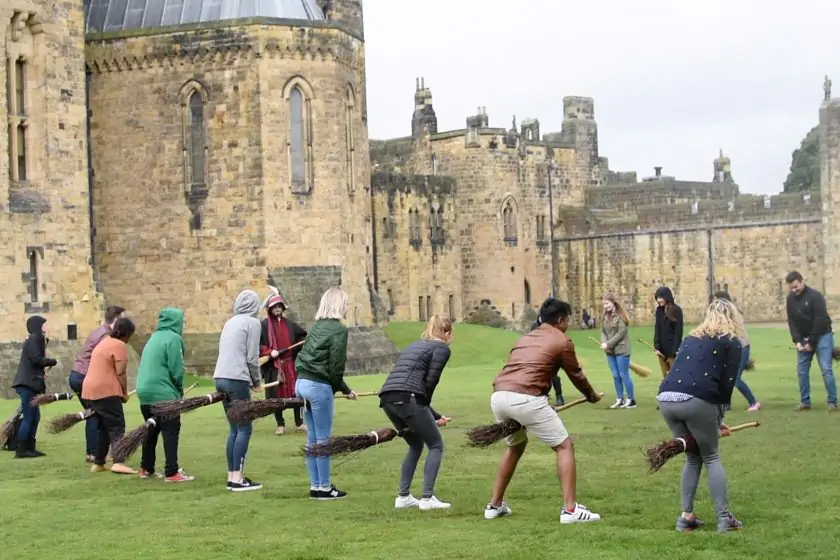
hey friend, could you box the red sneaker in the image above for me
[165,469,196,483]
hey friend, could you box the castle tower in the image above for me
[820,85,840,313]
[557,96,599,205]
[412,77,438,139]
[712,149,734,183]
[318,0,364,39]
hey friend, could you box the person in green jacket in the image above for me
[295,287,357,501]
[135,307,194,483]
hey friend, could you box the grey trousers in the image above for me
[659,399,730,517]
[382,400,444,499]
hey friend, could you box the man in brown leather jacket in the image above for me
[483,298,603,525]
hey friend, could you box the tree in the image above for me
[783,126,820,192]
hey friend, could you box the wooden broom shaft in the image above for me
[184,382,198,395]
[335,391,378,399]
[728,421,760,433]
[637,338,658,352]
[553,392,603,412]
[258,340,307,366]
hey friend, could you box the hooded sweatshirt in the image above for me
[653,286,684,358]
[136,308,186,405]
[12,316,57,394]
[213,290,262,386]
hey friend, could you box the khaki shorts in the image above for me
[490,391,569,448]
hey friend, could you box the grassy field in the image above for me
[1,322,839,559]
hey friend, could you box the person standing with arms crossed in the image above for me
[785,271,837,412]
[653,286,684,377]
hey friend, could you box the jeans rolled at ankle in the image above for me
[734,345,757,406]
[659,398,730,517]
[68,371,100,455]
[796,333,838,406]
[296,378,335,488]
[382,398,444,499]
[606,354,634,401]
[215,378,253,472]
[15,387,40,441]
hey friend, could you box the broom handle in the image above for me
[727,421,760,433]
[184,382,199,395]
[553,392,604,412]
[637,338,662,354]
[258,381,280,391]
[587,335,604,348]
[335,391,378,399]
[258,340,306,366]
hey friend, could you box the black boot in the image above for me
[14,439,38,458]
[29,438,45,457]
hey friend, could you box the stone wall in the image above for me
[820,97,840,313]
[586,179,740,210]
[0,340,140,399]
[0,3,104,346]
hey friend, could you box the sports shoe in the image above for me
[621,399,637,409]
[229,477,262,492]
[395,495,420,509]
[609,399,623,409]
[138,469,163,479]
[747,402,762,412]
[310,487,320,499]
[829,404,838,412]
[560,503,601,524]
[484,501,512,519]
[317,485,347,500]
[675,515,704,532]
[419,496,451,510]
[296,424,308,434]
[165,469,195,483]
[717,513,743,532]
[794,403,811,411]
[90,464,108,473]
[555,398,565,407]
[275,426,285,436]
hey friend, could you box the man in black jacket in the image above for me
[785,271,837,411]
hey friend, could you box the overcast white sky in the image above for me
[363,0,840,195]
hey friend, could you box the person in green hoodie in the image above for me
[135,308,194,483]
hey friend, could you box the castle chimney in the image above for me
[654,166,662,177]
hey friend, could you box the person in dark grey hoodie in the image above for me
[213,289,263,492]
[653,286,684,378]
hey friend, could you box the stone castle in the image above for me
[1,1,838,393]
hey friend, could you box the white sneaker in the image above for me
[484,501,512,519]
[395,495,420,509]
[419,496,451,510]
[609,399,623,409]
[621,399,637,409]
[560,503,601,524]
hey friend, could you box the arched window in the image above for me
[284,77,315,194]
[430,207,444,244]
[502,198,518,246]
[524,279,531,305]
[345,85,356,194]
[179,80,209,230]
[409,208,421,244]
[188,91,206,189]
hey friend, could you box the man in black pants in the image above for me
[531,312,564,406]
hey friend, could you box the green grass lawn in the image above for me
[1,323,839,559]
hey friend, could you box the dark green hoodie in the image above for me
[136,308,185,405]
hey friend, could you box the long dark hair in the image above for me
[110,317,136,341]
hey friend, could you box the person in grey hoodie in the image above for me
[213,289,263,492]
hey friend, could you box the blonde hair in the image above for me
[421,315,453,341]
[690,298,746,341]
[603,293,630,325]
[314,288,348,321]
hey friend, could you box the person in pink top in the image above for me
[67,306,126,463]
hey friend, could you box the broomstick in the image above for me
[148,381,276,420]
[788,345,840,360]
[465,393,603,448]
[304,417,453,458]
[111,417,158,461]
[0,407,22,448]
[48,409,95,434]
[226,391,378,424]
[586,336,651,377]
[30,392,75,407]
[644,421,760,473]
[258,340,306,366]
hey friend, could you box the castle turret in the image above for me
[712,149,734,183]
[318,0,364,39]
[559,96,599,166]
[412,77,438,139]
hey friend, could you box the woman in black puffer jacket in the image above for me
[379,315,453,511]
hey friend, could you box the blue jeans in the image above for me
[797,333,838,406]
[15,387,40,440]
[296,378,335,488]
[606,354,634,400]
[68,371,100,455]
[215,378,253,472]
[734,345,757,406]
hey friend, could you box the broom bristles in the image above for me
[149,391,225,420]
[465,419,523,447]
[1,407,23,448]
[304,427,400,458]
[30,392,74,407]
[227,398,305,424]
[629,362,651,378]
[111,419,155,461]
[644,435,698,473]
[833,347,840,360]
[49,409,93,434]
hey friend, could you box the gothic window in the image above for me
[188,92,206,189]
[502,198,518,246]
[448,294,455,321]
[418,296,425,321]
[284,77,315,194]
[536,215,547,243]
[426,296,432,320]
[524,279,532,305]
[430,207,444,244]
[409,208,421,245]
[7,56,28,182]
[28,248,39,303]
[345,85,356,194]
[431,153,438,175]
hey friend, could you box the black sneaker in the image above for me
[317,485,347,500]
[309,489,319,499]
[229,478,263,492]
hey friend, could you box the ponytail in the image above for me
[421,315,453,341]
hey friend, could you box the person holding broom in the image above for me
[11,316,58,458]
[295,287,357,501]
[214,289,264,492]
[712,291,761,412]
[260,294,307,435]
[68,305,126,463]
[600,294,636,409]
[654,286,684,377]
[531,304,564,406]
[82,317,138,475]
[656,297,745,532]
[379,315,453,511]
[135,307,195,482]
[483,298,602,524]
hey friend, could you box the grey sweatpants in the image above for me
[382,400,444,499]
[659,399,730,517]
